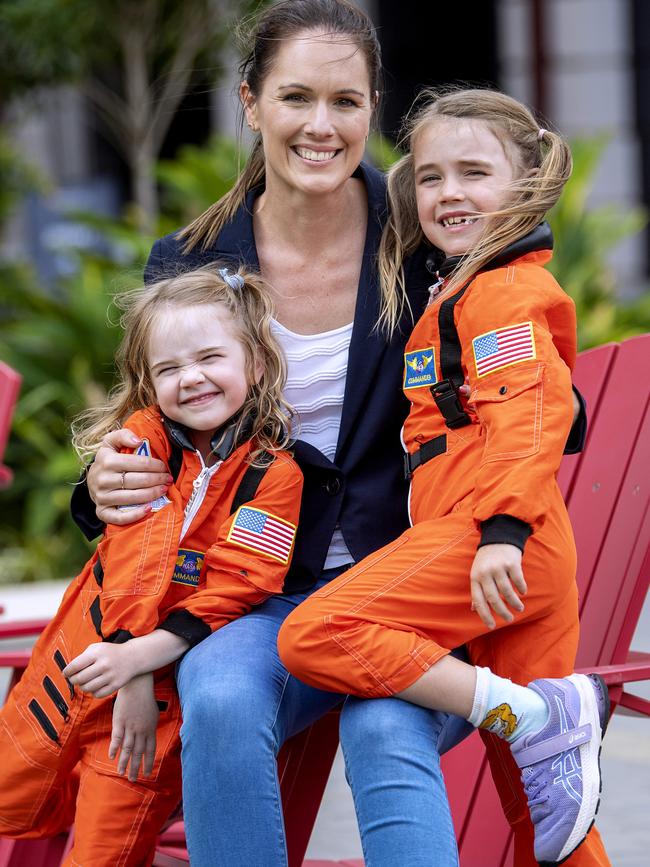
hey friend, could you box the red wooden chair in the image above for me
[1,336,649,866]
[0,362,21,488]
[264,334,650,867]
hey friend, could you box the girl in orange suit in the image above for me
[0,266,302,866]
[279,89,611,866]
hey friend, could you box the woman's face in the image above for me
[242,29,375,198]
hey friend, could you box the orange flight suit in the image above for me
[279,247,610,866]
[0,406,302,867]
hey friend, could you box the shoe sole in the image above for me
[538,673,610,866]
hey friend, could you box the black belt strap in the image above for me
[404,434,447,479]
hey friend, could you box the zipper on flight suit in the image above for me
[43,676,69,721]
[53,649,75,700]
[28,699,59,743]
[179,454,222,543]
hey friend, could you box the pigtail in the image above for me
[376,153,421,335]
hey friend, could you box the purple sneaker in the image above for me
[510,673,610,865]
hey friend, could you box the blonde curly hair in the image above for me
[72,265,292,465]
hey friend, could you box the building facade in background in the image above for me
[4,0,649,296]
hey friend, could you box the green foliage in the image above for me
[157,134,244,229]
[546,136,650,348]
[0,238,151,583]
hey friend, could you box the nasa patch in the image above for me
[172,549,205,587]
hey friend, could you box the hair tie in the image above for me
[218,267,245,291]
[537,128,548,142]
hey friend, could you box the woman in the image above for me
[72,2,598,865]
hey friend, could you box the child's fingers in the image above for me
[109,724,124,760]
[127,734,147,782]
[92,682,118,699]
[116,732,135,776]
[494,574,525,613]
[481,574,514,625]
[471,581,496,630]
[62,647,97,678]
[143,733,157,778]
[508,562,527,596]
[77,674,111,696]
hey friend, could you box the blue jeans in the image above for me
[176,568,471,866]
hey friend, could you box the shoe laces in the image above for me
[523,766,550,810]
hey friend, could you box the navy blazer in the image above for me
[71,163,431,592]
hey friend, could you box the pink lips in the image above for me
[182,392,219,406]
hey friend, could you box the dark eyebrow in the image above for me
[277,83,366,98]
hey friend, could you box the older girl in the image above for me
[279,88,610,866]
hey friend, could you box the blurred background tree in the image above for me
[0,0,254,230]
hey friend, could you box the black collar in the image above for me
[426,222,554,280]
[162,412,255,463]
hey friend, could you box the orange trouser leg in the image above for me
[63,677,183,867]
[0,627,87,838]
[279,508,577,698]
[278,507,611,864]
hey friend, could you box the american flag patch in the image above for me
[227,507,296,564]
[472,322,536,377]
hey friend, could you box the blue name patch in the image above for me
[404,348,437,390]
[172,549,204,587]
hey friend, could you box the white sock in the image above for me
[467,667,549,743]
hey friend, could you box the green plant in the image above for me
[157,134,243,229]
[0,248,145,583]
[0,135,244,583]
[546,136,650,348]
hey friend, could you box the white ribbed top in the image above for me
[272,318,354,569]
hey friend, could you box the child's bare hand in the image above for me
[63,642,135,698]
[110,675,158,781]
[470,544,527,629]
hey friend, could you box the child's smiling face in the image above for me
[148,303,255,450]
[413,117,519,259]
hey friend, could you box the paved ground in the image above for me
[1,581,649,864]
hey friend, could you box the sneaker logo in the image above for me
[551,695,583,805]
[568,731,586,745]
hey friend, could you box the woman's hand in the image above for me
[470,544,527,630]
[63,642,136,698]
[87,428,172,525]
[110,674,159,781]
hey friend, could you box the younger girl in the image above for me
[278,89,609,865]
[0,266,302,866]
